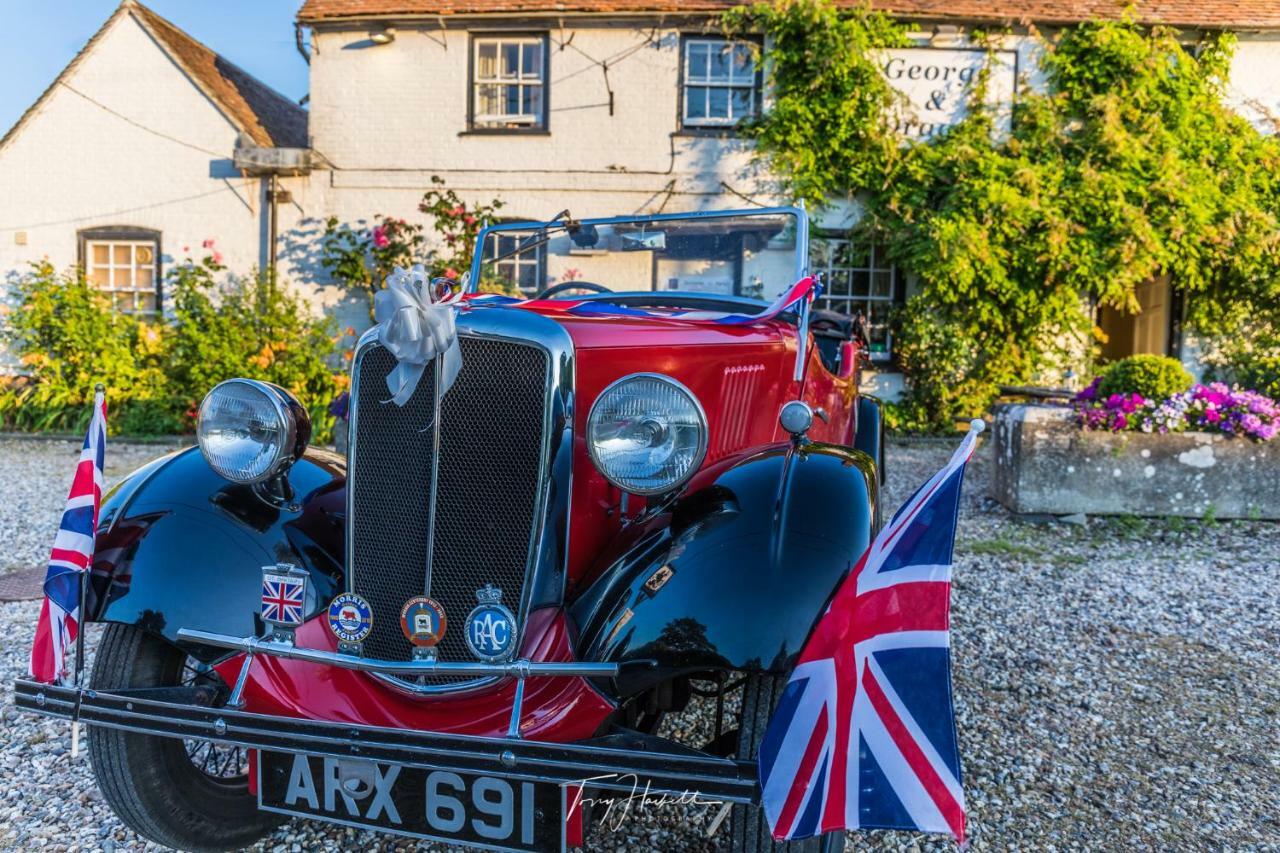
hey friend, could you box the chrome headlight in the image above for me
[197,379,310,484]
[587,373,708,496]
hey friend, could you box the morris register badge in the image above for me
[327,592,373,654]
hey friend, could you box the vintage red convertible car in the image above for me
[16,207,884,852]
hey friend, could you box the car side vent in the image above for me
[711,363,766,460]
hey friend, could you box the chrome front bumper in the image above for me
[12,678,759,804]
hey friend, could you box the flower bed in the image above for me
[1075,379,1279,441]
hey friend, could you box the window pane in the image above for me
[809,240,833,269]
[871,271,893,298]
[477,42,497,77]
[136,265,154,289]
[688,42,707,80]
[732,43,756,80]
[828,270,851,297]
[92,244,109,264]
[89,266,110,286]
[503,84,521,114]
[501,43,519,79]
[522,42,542,78]
[477,83,501,115]
[136,244,154,265]
[853,271,876,297]
[835,241,870,268]
[709,43,731,81]
[522,85,542,120]
[113,244,130,264]
[708,86,730,119]
[731,86,753,118]
[686,86,707,119]
[517,263,538,292]
[136,292,157,313]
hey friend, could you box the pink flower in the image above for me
[372,225,390,249]
[212,251,223,264]
[444,267,459,279]
[464,215,476,226]
[202,239,215,249]
[1204,409,1221,423]
[450,205,465,216]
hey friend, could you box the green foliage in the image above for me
[1,262,176,434]
[418,176,506,285]
[2,258,341,439]
[168,258,341,440]
[319,214,425,307]
[1096,354,1192,400]
[725,1,1280,428]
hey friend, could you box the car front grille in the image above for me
[349,336,549,671]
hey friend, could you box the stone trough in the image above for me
[990,404,1280,520]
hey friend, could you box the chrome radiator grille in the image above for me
[349,336,550,668]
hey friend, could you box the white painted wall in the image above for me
[0,15,267,285]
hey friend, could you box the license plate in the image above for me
[257,751,567,852]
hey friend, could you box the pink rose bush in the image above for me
[1074,378,1279,440]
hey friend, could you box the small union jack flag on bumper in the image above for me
[261,566,307,626]
[759,421,983,844]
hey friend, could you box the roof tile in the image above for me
[295,0,1280,30]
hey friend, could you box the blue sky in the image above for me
[0,1,308,137]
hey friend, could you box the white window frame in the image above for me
[681,37,759,128]
[85,238,159,314]
[811,238,899,363]
[471,35,547,129]
[489,231,545,295]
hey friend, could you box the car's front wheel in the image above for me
[88,623,283,852]
[732,674,840,853]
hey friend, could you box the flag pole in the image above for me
[70,383,104,759]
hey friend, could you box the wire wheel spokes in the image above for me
[179,658,249,781]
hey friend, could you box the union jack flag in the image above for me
[261,572,306,625]
[30,389,107,684]
[759,422,983,844]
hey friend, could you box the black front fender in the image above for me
[571,441,877,698]
[89,446,346,660]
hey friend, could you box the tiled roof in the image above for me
[296,0,1280,30]
[2,1,306,153]
[130,2,307,147]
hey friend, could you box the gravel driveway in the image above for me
[1,437,1277,851]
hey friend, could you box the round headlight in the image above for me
[587,373,708,496]
[197,379,309,484]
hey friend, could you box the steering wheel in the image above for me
[535,281,611,300]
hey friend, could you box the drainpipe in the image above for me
[268,173,279,275]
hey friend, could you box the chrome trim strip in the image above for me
[345,310,576,696]
[176,629,620,677]
[421,355,444,595]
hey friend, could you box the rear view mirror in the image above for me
[618,230,666,251]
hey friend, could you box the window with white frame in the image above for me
[487,231,545,294]
[84,236,160,314]
[471,35,547,130]
[681,38,760,128]
[810,238,901,362]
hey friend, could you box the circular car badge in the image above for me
[400,596,447,648]
[464,584,518,662]
[326,593,373,644]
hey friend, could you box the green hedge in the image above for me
[2,260,342,440]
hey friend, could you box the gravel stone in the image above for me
[1,438,1277,851]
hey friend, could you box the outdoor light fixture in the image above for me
[369,26,396,45]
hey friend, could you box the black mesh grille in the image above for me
[350,337,548,668]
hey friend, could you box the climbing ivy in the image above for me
[725,0,1280,430]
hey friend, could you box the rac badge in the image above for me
[327,592,373,655]
[464,584,517,663]
[400,596,447,661]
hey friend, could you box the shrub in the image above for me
[2,258,342,439]
[1096,355,1192,402]
[1,262,175,434]
[168,257,342,441]
[1236,355,1280,399]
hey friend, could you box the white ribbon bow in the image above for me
[372,265,463,406]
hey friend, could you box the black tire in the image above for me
[730,674,839,853]
[88,624,284,852]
